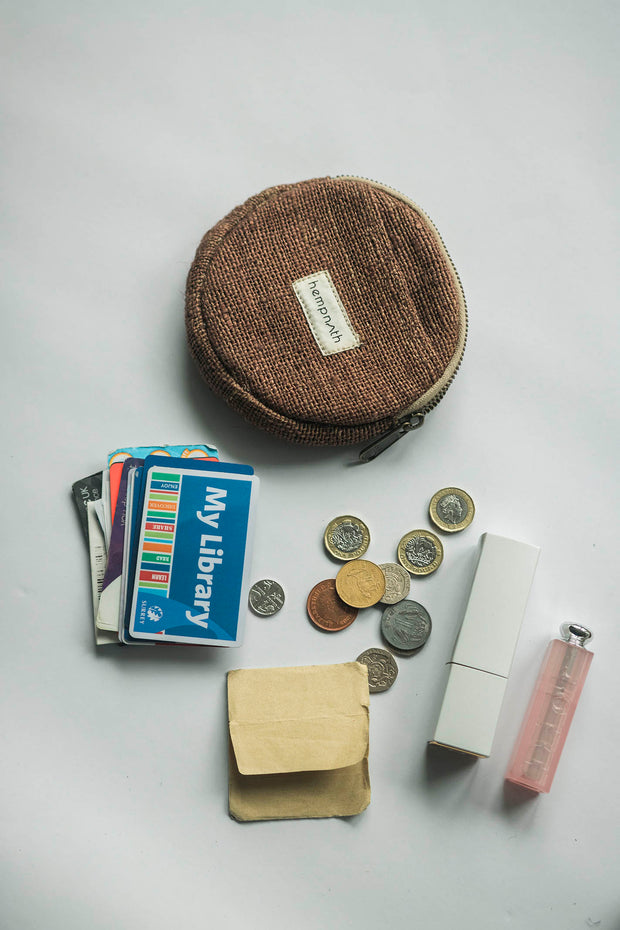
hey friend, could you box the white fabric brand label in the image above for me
[292,270,361,356]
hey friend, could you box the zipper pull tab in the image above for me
[358,413,425,463]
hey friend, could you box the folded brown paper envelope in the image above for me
[228,662,371,821]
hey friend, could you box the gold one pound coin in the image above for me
[336,559,386,608]
[324,515,370,561]
[429,487,475,533]
[397,530,443,576]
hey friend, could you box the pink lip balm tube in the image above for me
[505,623,593,793]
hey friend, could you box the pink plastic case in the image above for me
[505,624,593,793]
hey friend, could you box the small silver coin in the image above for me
[356,648,399,693]
[248,579,285,616]
[378,562,411,605]
[381,600,432,652]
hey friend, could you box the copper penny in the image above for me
[307,579,358,632]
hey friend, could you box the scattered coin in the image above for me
[381,600,432,652]
[248,579,285,616]
[429,487,475,533]
[324,515,370,561]
[378,562,411,605]
[307,579,358,632]
[335,559,386,608]
[397,529,444,575]
[356,648,399,693]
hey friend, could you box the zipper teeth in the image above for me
[417,323,468,415]
[335,174,469,420]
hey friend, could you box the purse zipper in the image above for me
[358,371,459,463]
[358,347,468,462]
[334,176,469,463]
[358,413,426,463]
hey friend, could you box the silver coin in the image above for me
[331,522,363,552]
[429,487,475,533]
[356,648,399,693]
[381,600,432,652]
[405,536,436,567]
[248,579,285,616]
[378,563,411,605]
[438,493,467,524]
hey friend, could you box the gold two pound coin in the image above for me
[324,515,370,561]
[397,530,443,576]
[335,559,386,608]
[429,488,475,533]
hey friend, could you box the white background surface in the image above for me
[2,2,619,927]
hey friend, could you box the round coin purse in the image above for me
[185,176,467,461]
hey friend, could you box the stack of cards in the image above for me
[73,444,259,648]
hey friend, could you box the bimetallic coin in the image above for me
[381,600,432,652]
[324,515,370,561]
[378,562,411,605]
[397,530,443,575]
[248,579,285,616]
[356,648,399,693]
[307,579,358,632]
[429,487,475,533]
[335,559,386,608]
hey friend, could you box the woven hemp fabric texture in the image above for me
[185,176,466,446]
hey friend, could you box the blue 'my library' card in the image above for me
[128,456,258,646]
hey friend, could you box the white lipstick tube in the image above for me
[430,533,540,758]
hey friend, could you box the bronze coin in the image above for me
[307,579,358,632]
[335,559,386,608]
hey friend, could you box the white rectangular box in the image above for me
[430,533,540,757]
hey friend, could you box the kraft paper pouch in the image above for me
[227,662,371,821]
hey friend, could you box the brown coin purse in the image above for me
[185,176,467,461]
